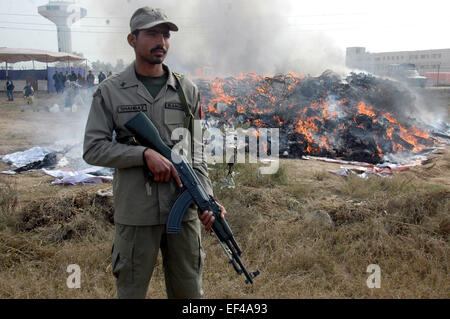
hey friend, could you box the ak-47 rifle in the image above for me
[125,112,259,284]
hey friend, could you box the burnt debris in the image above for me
[196,71,439,164]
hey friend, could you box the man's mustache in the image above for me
[151,46,166,54]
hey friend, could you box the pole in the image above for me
[46,56,49,94]
[437,64,440,87]
[5,61,8,77]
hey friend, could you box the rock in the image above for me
[97,188,113,197]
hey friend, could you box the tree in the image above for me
[90,59,126,74]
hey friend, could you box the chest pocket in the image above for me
[163,103,187,147]
[164,103,185,125]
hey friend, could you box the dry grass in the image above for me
[0,94,449,298]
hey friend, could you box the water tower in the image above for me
[38,0,87,53]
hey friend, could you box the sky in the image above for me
[1,0,449,76]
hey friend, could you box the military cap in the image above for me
[130,7,178,33]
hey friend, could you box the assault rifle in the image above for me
[125,112,259,284]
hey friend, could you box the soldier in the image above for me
[83,7,226,299]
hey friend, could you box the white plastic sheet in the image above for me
[1,146,113,185]
[42,169,113,185]
[1,147,54,168]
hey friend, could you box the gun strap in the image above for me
[172,72,195,132]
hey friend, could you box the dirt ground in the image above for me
[0,91,449,299]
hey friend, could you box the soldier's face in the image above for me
[132,24,171,65]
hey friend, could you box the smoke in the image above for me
[85,0,345,76]
[28,88,93,170]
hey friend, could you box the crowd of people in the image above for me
[54,70,112,111]
[3,69,112,112]
[52,70,112,93]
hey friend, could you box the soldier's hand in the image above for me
[197,202,227,236]
[144,148,183,187]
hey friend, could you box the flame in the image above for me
[209,79,236,107]
[257,88,266,93]
[273,115,283,126]
[200,72,434,160]
[237,105,246,113]
[357,102,376,117]
[319,136,330,151]
[207,105,219,114]
[411,126,429,139]
[374,140,383,156]
[253,119,263,127]
[382,112,398,124]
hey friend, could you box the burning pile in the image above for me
[196,71,437,163]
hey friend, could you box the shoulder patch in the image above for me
[172,71,184,79]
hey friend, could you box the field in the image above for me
[0,91,449,298]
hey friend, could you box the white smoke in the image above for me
[83,0,345,76]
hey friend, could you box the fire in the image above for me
[253,119,263,127]
[411,126,429,139]
[256,88,266,93]
[209,79,236,107]
[398,124,426,152]
[382,112,398,124]
[237,105,246,114]
[357,102,376,117]
[273,115,283,126]
[207,105,219,114]
[319,136,330,151]
[198,71,436,163]
[320,103,335,119]
[374,140,383,156]
[381,111,429,152]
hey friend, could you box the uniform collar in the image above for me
[119,61,177,91]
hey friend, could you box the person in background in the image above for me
[59,72,66,93]
[62,71,69,93]
[22,82,36,112]
[107,71,113,77]
[6,76,14,101]
[98,71,106,83]
[70,70,77,82]
[77,72,85,86]
[64,80,74,110]
[87,70,95,87]
[52,72,61,94]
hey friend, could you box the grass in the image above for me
[3,153,448,298]
[0,94,449,298]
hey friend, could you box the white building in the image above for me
[346,47,450,77]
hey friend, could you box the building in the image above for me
[38,0,87,53]
[346,47,450,79]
